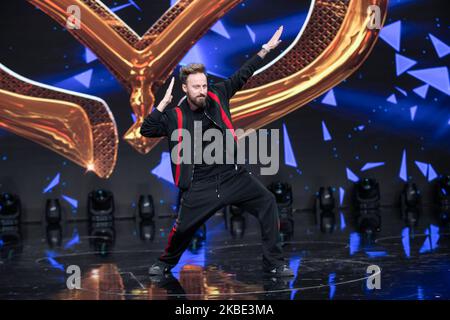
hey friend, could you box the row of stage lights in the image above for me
[1,175,449,248]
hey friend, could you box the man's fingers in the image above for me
[168,76,175,92]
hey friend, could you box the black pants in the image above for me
[159,164,285,268]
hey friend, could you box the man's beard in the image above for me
[188,95,206,108]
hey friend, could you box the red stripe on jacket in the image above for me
[207,91,238,142]
[174,107,183,186]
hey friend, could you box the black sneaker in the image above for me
[263,264,294,277]
[148,260,174,276]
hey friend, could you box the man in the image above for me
[140,26,293,277]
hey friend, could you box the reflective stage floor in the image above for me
[1,207,449,300]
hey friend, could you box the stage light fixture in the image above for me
[46,223,62,248]
[353,178,381,234]
[315,187,336,212]
[45,198,62,224]
[140,220,155,241]
[399,182,421,227]
[0,193,21,226]
[89,221,115,256]
[138,195,155,220]
[88,189,114,222]
[268,181,294,242]
[436,175,450,224]
[319,210,336,234]
[353,178,380,211]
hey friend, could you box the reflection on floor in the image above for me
[0,206,449,300]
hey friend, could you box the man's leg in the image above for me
[219,166,286,269]
[153,178,224,270]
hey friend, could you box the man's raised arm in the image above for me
[214,26,283,101]
[140,77,174,138]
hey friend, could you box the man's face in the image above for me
[182,73,208,108]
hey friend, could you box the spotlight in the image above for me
[0,225,22,259]
[138,195,155,220]
[436,175,450,210]
[353,178,381,234]
[268,181,294,242]
[0,193,21,226]
[353,178,380,211]
[267,181,292,206]
[403,207,419,228]
[45,198,62,224]
[89,221,115,256]
[399,182,421,227]
[356,210,381,234]
[140,220,155,241]
[88,189,114,222]
[315,187,336,213]
[319,210,336,233]
[46,223,62,248]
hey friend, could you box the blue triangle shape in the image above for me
[180,45,206,70]
[410,106,418,121]
[246,25,256,43]
[387,94,397,104]
[62,195,78,209]
[43,173,60,193]
[283,123,298,167]
[322,121,332,141]
[73,69,93,88]
[413,84,429,99]
[380,21,401,51]
[321,89,337,106]
[151,152,175,184]
[84,47,97,63]
[211,20,230,39]
[402,227,411,258]
[399,149,407,182]
[395,86,408,96]
[339,187,345,206]
[415,161,428,177]
[396,54,417,76]
[408,67,450,95]
[428,164,438,182]
[346,168,359,182]
[361,162,385,171]
[429,33,450,58]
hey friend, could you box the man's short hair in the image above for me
[179,63,206,84]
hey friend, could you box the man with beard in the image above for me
[140,26,293,278]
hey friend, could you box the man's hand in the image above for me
[156,76,175,112]
[258,26,283,58]
[265,25,283,51]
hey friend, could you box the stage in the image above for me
[1,206,449,300]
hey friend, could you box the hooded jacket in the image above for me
[140,53,265,190]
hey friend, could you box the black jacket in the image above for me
[140,53,265,190]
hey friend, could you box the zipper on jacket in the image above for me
[204,109,223,134]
